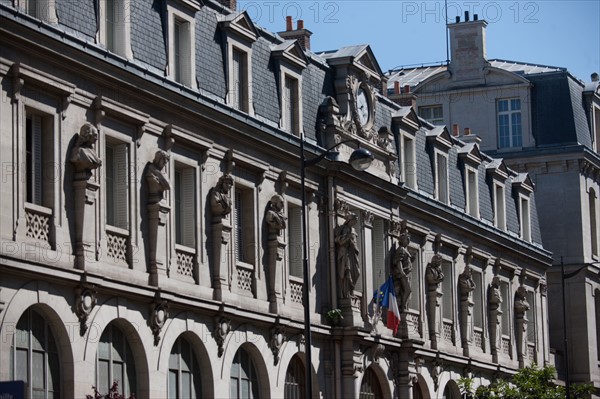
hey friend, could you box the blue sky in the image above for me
[238,0,600,82]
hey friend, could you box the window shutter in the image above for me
[181,22,191,86]
[441,262,453,320]
[526,291,535,342]
[235,190,243,262]
[114,143,129,230]
[500,282,510,335]
[288,206,302,278]
[232,50,241,109]
[473,271,483,327]
[181,168,195,247]
[32,114,43,205]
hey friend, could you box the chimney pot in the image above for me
[455,16,460,23]
[404,85,410,94]
[394,81,400,95]
[464,127,472,136]
[464,11,469,22]
[286,16,293,31]
[297,20,304,29]
[592,72,600,82]
[452,124,460,136]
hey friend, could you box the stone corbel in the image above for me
[148,290,169,346]
[10,65,24,104]
[334,198,350,217]
[269,320,286,366]
[277,171,288,196]
[431,356,444,392]
[362,210,373,228]
[163,125,175,152]
[370,343,385,363]
[74,274,97,336]
[213,313,231,357]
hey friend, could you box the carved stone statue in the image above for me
[459,265,476,299]
[488,276,503,359]
[335,212,360,299]
[146,150,170,204]
[210,174,234,217]
[514,285,530,366]
[426,253,444,349]
[70,123,102,173]
[392,232,414,311]
[459,265,476,354]
[265,194,287,234]
[426,254,444,290]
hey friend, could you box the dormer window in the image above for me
[494,183,506,230]
[20,0,57,23]
[486,158,509,231]
[458,142,484,218]
[419,104,444,125]
[167,1,199,87]
[426,126,453,203]
[219,12,258,115]
[402,134,416,189]
[99,0,133,58]
[272,40,307,135]
[512,173,534,242]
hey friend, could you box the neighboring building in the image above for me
[1,2,551,398]
[387,11,600,393]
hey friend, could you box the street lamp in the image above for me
[300,133,374,398]
[559,257,600,399]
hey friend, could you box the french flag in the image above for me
[372,276,401,335]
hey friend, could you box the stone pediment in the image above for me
[512,173,534,193]
[271,40,308,70]
[426,126,453,151]
[457,142,483,166]
[321,45,383,81]
[392,107,421,133]
[218,11,258,43]
[486,158,509,181]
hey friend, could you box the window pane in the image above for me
[16,348,28,383]
[114,362,124,393]
[182,371,192,398]
[98,359,110,395]
[32,351,45,389]
[169,370,178,399]
[511,99,521,110]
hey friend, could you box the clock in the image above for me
[356,87,370,126]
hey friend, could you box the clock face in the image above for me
[356,87,370,126]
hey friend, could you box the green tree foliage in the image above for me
[457,364,595,399]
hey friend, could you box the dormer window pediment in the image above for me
[486,158,509,181]
[457,142,483,166]
[218,12,258,44]
[426,126,453,151]
[392,107,422,134]
[512,173,534,194]
[271,40,308,70]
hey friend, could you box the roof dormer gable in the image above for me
[392,107,422,133]
[271,40,308,70]
[426,125,453,151]
[512,172,534,194]
[457,142,484,166]
[486,158,509,181]
[218,11,258,43]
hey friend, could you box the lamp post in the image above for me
[559,257,600,399]
[300,133,374,398]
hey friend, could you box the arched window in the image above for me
[230,347,259,399]
[169,336,201,398]
[413,379,423,399]
[359,367,383,399]
[97,324,137,396]
[12,307,60,398]
[443,380,461,399]
[284,355,305,398]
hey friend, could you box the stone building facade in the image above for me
[387,12,600,394]
[1,2,551,398]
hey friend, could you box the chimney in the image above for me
[592,72,600,82]
[452,124,460,136]
[394,81,401,95]
[460,127,482,144]
[447,13,488,81]
[403,85,410,94]
[216,0,236,11]
[278,17,313,51]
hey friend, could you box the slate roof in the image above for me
[0,0,543,247]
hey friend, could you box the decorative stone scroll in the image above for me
[149,292,169,346]
[213,316,231,358]
[269,321,286,366]
[74,277,97,336]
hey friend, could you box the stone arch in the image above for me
[359,363,392,399]
[441,379,462,398]
[0,280,76,397]
[274,337,321,398]
[84,297,151,398]
[413,373,432,399]
[155,312,215,398]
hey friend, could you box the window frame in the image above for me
[401,133,417,190]
[19,0,58,23]
[590,188,598,257]
[167,2,197,88]
[518,193,531,242]
[434,149,449,204]
[497,98,523,149]
[173,160,197,249]
[281,72,301,134]
[233,183,256,267]
[98,0,133,58]
[226,42,253,114]
[230,347,259,399]
[287,202,303,279]
[168,336,201,399]
[465,165,479,218]
[97,324,137,397]
[418,104,444,125]
[493,181,507,230]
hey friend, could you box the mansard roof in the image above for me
[318,44,383,79]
